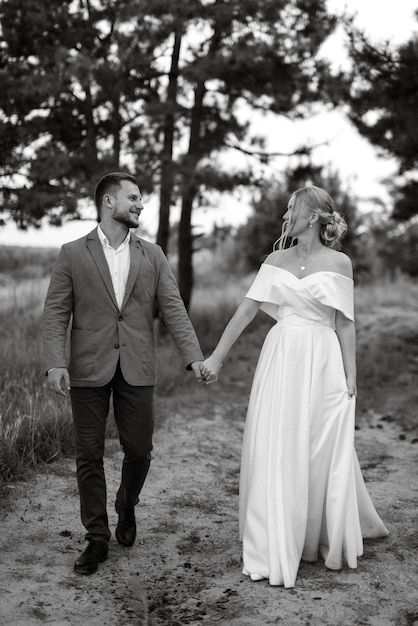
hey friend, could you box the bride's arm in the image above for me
[202,297,261,381]
[334,253,356,397]
[335,311,357,398]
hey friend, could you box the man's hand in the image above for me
[47,368,71,396]
[190,361,204,383]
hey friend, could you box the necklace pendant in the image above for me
[301,265,306,271]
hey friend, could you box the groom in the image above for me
[43,172,204,575]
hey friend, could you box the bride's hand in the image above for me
[347,377,357,398]
[200,354,223,384]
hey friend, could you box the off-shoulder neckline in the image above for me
[263,264,354,283]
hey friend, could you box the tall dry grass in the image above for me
[0,277,74,484]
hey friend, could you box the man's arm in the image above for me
[154,248,204,368]
[42,246,74,392]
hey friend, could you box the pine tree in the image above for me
[0,0,162,225]
[346,19,418,220]
[163,0,342,307]
[0,0,344,308]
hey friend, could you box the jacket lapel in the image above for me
[121,234,143,311]
[86,229,119,310]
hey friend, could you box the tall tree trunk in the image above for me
[112,90,121,170]
[84,81,99,178]
[156,26,182,254]
[178,80,206,310]
[82,0,99,179]
[177,3,225,309]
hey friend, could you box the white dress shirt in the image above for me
[97,225,131,309]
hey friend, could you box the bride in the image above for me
[201,185,388,588]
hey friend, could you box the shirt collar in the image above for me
[97,225,131,250]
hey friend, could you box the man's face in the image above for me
[107,181,144,228]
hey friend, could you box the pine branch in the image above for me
[223,137,332,159]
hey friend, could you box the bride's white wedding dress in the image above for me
[239,263,388,588]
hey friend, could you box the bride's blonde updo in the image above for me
[276,185,348,250]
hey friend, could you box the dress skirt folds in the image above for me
[240,263,388,588]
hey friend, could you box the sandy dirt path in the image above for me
[0,397,417,626]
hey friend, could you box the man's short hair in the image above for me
[94,172,138,216]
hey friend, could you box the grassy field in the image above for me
[0,244,417,487]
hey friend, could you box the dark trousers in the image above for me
[70,363,154,543]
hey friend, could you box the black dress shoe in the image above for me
[74,540,108,575]
[115,507,136,547]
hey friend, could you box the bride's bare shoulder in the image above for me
[264,249,292,267]
[326,250,353,278]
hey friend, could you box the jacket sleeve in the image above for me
[155,247,203,368]
[42,246,74,371]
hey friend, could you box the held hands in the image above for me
[200,353,223,385]
[190,360,218,384]
[47,367,71,396]
[191,353,223,385]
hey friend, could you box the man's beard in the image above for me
[113,210,138,228]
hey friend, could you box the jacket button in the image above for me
[118,316,123,321]
[114,343,119,349]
